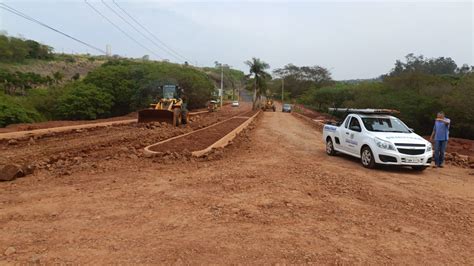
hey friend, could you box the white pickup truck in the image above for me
[323,109,432,171]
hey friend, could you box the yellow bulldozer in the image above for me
[138,85,188,126]
[208,100,218,112]
[262,99,276,112]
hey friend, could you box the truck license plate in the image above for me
[406,158,421,163]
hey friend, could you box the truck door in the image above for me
[344,116,363,155]
[339,115,353,153]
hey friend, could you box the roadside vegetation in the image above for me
[0,34,53,61]
[1,59,215,125]
[270,54,474,139]
[0,34,221,127]
[1,34,473,139]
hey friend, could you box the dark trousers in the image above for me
[434,140,448,166]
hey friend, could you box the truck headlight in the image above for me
[374,138,395,150]
[426,143,432,152]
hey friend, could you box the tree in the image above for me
[273,64,333,98]
[388,54,458,77]
[457,64,472,75]
[0,34,52,61]
[244,57,270,109]
[25,40,53,59]
[55,83,114,120]
[84,60,214,114]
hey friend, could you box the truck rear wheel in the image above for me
[326,138,336,156]
[361,146,376,169]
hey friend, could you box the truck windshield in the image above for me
[362,117,411,133]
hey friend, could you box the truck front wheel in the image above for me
[326,138,336,156]
[361,146,376,169]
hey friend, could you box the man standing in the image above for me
[430,111,450,168]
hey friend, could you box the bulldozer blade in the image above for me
[138,109,174,124]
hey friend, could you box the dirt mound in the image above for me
[445,152,473,168]
[446,138,474,157]
[293,104,335,121]
[292,112,325,131]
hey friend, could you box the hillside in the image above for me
[0,55,106,81]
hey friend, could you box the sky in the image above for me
[0,0,473,80]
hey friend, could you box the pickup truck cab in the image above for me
[323,110,432,171]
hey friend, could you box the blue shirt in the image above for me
[433,118,450,141]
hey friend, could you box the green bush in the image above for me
[0,69,52,95]
[55,83,114,120]
[84,60,214,114]
[0,93,42,127]
[0,34,52,62]
[25,86,66,120]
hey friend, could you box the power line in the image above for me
[84,0,161,59]
[0,3,107,54]
[101,0,181,62]
[112,0,191,63]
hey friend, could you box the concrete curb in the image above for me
[144,111,260,157]
[192,111,261,157]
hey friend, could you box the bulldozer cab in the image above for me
[162,85,177,99]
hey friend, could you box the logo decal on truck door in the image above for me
[345,139,358,145]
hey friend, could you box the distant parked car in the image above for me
[231,101,239,107]
[282,103,292,113]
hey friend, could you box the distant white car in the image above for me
[231,101,239,107]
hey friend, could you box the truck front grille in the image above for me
[397,148,425,155]
[395,143,426,147]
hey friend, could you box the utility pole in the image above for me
[220,64,224,107]
[281,78,284,104]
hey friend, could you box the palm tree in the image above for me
[245,57,270,110]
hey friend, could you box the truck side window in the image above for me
[344,116,351,128]
[349,117,362,132]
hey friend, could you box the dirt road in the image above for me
[1,110,473,264]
